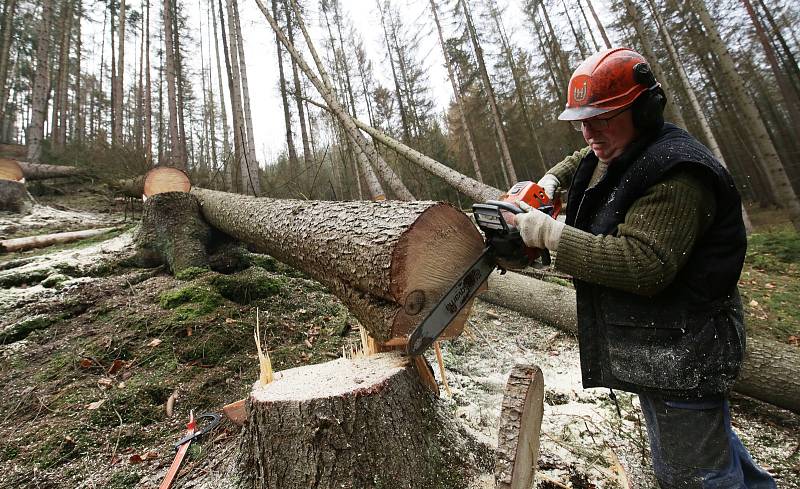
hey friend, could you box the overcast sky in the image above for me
[83,0,617,165]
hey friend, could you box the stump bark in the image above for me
[134,192,212,272]
[191,188,484,343]
[0,180,35,214]
[239,353,489,489]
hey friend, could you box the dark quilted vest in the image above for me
[567,124,747,399]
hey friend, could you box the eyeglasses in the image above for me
[571,107,630,132]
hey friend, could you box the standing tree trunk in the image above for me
[429,0,483,182]
[692,0,800,231]
[621,0,687,129]
[460,0,516,186]
[273,0,298,169]
[741,0,800,144]
[489,2,547,176]
[219,0,243,191]
[163,0,184,168]
[0,0,18,133]
[585,0,611,48]
[74,0,83,142]
[231,0,260,195]
[26,0,54,163]
[113,0,126,145]
[645,0,752,231]
[51,0,74,153]
[210,0,231,167]
[577,0,601,51]
[144,0,153,164]
[224,0,248,194]
[376,0,412,143]
[285,0,313,176]
[261,0,414,200]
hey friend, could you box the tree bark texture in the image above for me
[480,271,800,413]
[0,180,34,214]
[238,353,490,489]
[190,187,484,342]
[134,192,212,272]
[494,364,544,489]
[0,0,17,130]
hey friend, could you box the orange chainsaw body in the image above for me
[498,181,561,265]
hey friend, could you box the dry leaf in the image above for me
[147,338,162,347]
[128,454,143,464]
[788,335,799,346]
[79,358,95,369]
[225,318,236,324]
[142,450,159,460]
[107,359,125,375]
[748,300,759,307]
[117,382,126,389]
[97,377,113,388]
[87,399,106,410]
[186,326,193,337]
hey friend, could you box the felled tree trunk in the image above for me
[0,227,117,253]
[238,353,490,489]
[16,161,82,180]
[0,180,35,214]
[191,187,484,343]
[481,271,800,413]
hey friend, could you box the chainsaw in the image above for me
[406,181,560,356]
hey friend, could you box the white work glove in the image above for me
[515,201,565,251]
[537,174,560,200]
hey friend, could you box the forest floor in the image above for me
[0,179,798,489]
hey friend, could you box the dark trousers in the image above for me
[638,394,776,488]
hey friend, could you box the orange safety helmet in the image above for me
[558,47,660,121]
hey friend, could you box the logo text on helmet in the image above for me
[573,79,588,104]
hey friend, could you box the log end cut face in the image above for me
[143,167,191,198]
[0,158,24,182]
[390,203,484,339]
[251,353,409,403]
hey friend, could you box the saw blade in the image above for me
[407,249,495,356]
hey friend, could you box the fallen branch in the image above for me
[0,227,118,253]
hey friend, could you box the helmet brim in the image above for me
[557,105,614,121]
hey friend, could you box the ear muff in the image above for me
[631,63,667,131]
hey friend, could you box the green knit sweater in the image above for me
[546,147,717,297]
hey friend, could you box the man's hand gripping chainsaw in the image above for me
[406,181,560,356]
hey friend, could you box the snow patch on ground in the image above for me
[0,230,135,314]
[0,204,112,237]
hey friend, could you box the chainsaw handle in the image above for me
[485,200,524,214]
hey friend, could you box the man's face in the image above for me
[579,107,637,163]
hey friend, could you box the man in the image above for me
[506,48,776,488]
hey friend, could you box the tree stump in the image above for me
[238,353,489,489]
[0,180,35,214]
[494,364,544,489]
[134,192,212,272]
